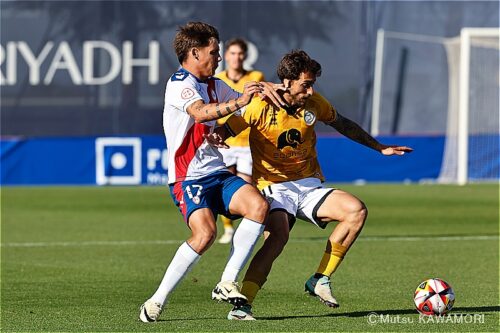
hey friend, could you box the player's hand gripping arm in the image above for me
[186,82,262,123]
[203,127,230,149]
[329,112,413,156]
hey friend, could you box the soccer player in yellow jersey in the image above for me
[220,50,413,320]
[215,38,265,244]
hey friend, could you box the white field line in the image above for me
[1,235,498,248]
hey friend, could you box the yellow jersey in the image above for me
[215,70,265,147]
[225,92,337,189]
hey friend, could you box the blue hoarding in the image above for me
[1,135,445,185]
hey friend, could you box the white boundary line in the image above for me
[1,235,498,248]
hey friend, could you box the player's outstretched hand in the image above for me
[239,81,264,106]
[380,145,414,156]
[203,132,229,149]
[258,82,287,108]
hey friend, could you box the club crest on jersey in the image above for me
[181,88,195,99]
[304,110,316,125]
[277,128,305,149]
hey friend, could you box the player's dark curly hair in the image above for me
[277,50,322,81]
[173,22,220,64]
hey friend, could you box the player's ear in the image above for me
[192,48,199,61]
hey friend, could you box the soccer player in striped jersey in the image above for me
[219,50,412,320]
[139,22,284,323]
[215,38,265,244]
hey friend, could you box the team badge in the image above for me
[181,88,195,99]
[192,197,200,205]
[304,110,316,125]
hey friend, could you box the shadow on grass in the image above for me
[258,305,500,321]
[154,305,499,322]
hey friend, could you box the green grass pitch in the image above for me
[1,184,498,332]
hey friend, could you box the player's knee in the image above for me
[266,231,289,255]
[271,229,289,247]
[246,195,269,221]
[191,228,217,252]
[348,201,367,232]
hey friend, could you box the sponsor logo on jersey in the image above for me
[277,129,305,149]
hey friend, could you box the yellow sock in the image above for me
[241,281,261,304]
[241,270,267,304]
[221,216,234,229]
[316,241,348,277]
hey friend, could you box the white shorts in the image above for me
[220,146,252,176]
[260,177,335,229]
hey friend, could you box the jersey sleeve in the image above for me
[224,98,260,136]
[216,79,242,103]
[224,112,248,137]
[314,93,337,123]
[166,76,203,113]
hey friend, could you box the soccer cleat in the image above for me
[211,280,248,307]
[227,304,256,320]
[218,228,235,244]
[139,299,163,322]
[304,274,340,308]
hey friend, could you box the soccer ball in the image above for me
[414,278,455,315]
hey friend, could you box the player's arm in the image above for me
[328,112,413,156]
[187,82,262,123]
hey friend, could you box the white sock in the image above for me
[150,242,200,305]
[220,218,265,282]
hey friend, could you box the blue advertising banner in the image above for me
[1,135,445,185]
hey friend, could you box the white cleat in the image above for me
[228,304,256,320]
[211,280,248,307]
[139,299,163,322]
[218,228,234,244]
[305,275,340,308]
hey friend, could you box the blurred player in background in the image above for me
[215,38,265,244]
[219,50,413,320]
[139,22,285,323]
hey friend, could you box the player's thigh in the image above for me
[316,190,366,223]
[188,208,217,236]
[227,183,268,218]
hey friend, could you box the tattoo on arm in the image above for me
[189,98,243,122]
[330,113,382,151]
[216,103,223,118]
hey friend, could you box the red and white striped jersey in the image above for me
[163,68,241,184]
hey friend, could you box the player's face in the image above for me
[286,71,316,107]
[224,45,246,71]
[196,38,221,78]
